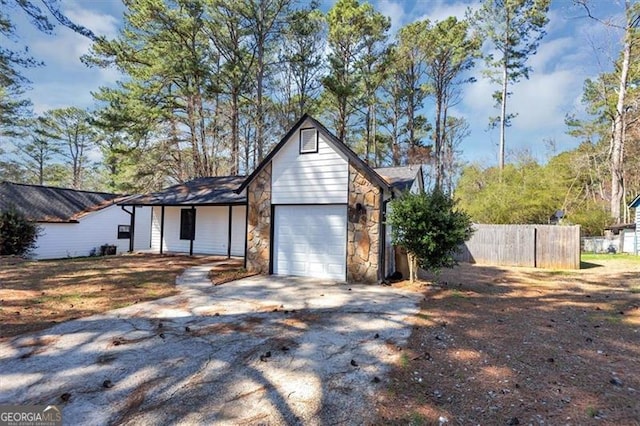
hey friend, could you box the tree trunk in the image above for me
[231,90,239,175]
[365,108,371,163]
[407,252,417,283]
[38,150,44,185]
[610,0,632,223]
[499,9,510,172]
[434,92,442,189]
[256,38,265,162]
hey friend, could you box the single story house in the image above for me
[118,115,422,282]
[120,177,246,257]
[630,194,640,255]
[0,181,151,259]
[237,114,423,283]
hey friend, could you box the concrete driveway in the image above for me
[0,264,420,425]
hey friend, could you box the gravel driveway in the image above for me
[0,264,420,425]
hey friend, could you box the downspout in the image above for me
[243,202,249,269]
[189,206,195,256]
[120,206,135,253]
[160,206,165,255]
[380,192,396,283]
[377,186,386,284]
[227,205,232,259]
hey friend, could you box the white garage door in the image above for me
[273,205,347,281]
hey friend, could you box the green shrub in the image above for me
[387,190,473,280]
[0,206,41,256]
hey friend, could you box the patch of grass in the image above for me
[449,289,468,299]
[34,294,83,304]
[586,406,600,418]
[629,286,640,294]
[399,353,410,369]
[582,253,640,263]
[604,315,623,324]
[544,270,575,276]
[415,312,430,320]
[580,261,601,269]
[408,411,427,425]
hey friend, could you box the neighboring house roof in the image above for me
[237,114,391,193]
[374,165,424,193]
[0,181,124,223]
[604,223,636,234]
[630,194,640,209]
[121,176,246,206]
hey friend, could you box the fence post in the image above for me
[533,227,537,268]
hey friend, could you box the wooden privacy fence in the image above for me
[456,224,581,269]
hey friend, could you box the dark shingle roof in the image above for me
[374,165,423,192]
[0,182,124,223]
[121,176,246,206]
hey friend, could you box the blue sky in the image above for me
[7,0,625,166]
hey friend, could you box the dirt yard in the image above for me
[0,254,225,340]
[377,255,640,425]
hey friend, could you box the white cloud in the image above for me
[29,4,118,70]
[529,37,574,73]
[19,2,123,112]
[510,69,578,131]
[376,0,407,34]
[63,7,119,39]
[415,0,481,23]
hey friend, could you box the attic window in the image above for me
[300,128,318,154]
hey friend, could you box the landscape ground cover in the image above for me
[377,254,640,425]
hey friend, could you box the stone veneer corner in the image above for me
[346,163,381,283]
[246,163,272,274]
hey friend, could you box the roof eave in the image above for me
[118,201,247,207]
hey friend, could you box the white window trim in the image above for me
[299,128,319,154]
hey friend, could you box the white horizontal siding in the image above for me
[272,120,348,204]
[154,207,190,253]
[150,205,245,256]
[192,206,228,255]
[133,206,152,250]
[231,205,246,256]
[32,205,131,259]
[151,206,162,252]
[635,209,640,254]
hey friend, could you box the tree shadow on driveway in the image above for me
[0,276,421,425]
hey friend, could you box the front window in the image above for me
[117,225,130,239]
[180,209,196,240]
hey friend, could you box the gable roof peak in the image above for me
[237,114,390,193]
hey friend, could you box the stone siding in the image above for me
[246,163,272,274]
[347,164,381,283]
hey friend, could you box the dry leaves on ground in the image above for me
[0,254,223,340]
[377,256,640,426]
